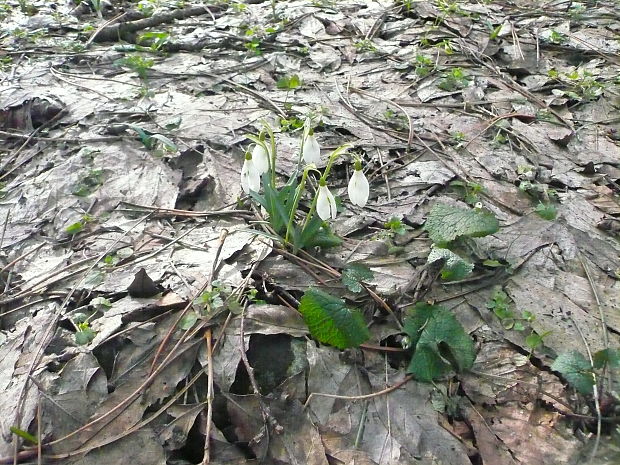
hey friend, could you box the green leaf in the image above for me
[82,270,105,289]
[593,348,620,369]
[91,297,112,310]
[65,221,85,235]
[149,134,177,152]
[534,202,557,220]
[341,263,375,293]
[427,246,473,281]
[404,302,475,382]
[179,311,199,330]
[75,324,96,345]
[384,217,407,235]
[551,351,594,394]
[276,74,301,90]
[10,427,38,444]
[298,288,370,349]
[423,204,499,245]
[308,226,343,249]
[525,332,543,350]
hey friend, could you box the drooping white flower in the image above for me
[316,182,337,220]
[240,152,261,193]
[302,129,321,165]
[347,162,369,207]
[251,142,270,175]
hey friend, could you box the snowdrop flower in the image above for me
[240,152,261,193]
[316,180,337,220]
[302,129,321,165]
[347,160,369,207]
[251,142,269,175]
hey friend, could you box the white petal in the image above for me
[326,187,337,219]
[251,144,269,174]
[317,185,337,220]
[241,159,261,193]
[348,169,369,207]
[302,134,321,164]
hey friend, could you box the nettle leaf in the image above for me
[593,348,620,369]
[423,204,499,244]
[551,351,594,394]
[341,263,375,293]
[404,302,475,382]
[299,289,370,349]
[427,246,473,281]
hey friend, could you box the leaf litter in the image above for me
[1,0,620,464]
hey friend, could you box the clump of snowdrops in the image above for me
[241,121,369,251]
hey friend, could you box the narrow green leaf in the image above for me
[423,204,499,244]
[299,289,370,349]
[10,427,38,444]
[149,134,177,152]
[65,221,85,235]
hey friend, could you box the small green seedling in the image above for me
[437,67,469,91]
[114,54,154,81]
[276,74,302,90]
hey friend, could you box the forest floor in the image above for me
[1,0,620,464]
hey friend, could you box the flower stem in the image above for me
[285,167,310,244]
[261,120,277,186]
[320,142,354,183]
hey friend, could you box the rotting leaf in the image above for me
[423,203,499,245]
[298,288,370,349]
[427,246,473,281]
[404,302,475,382]
[128,268,159,298]
[551,351,594,394]
[72,169,104,196]
[341,263,374,293]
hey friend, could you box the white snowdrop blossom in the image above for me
[240,152,261,193]
[347,162,369,207]
[251,142,269,175]
[316,182,337,220]
[302,129,321,165]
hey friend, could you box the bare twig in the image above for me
[202,329,214,465]
[304,374,413,408]
[568,312,602,462]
